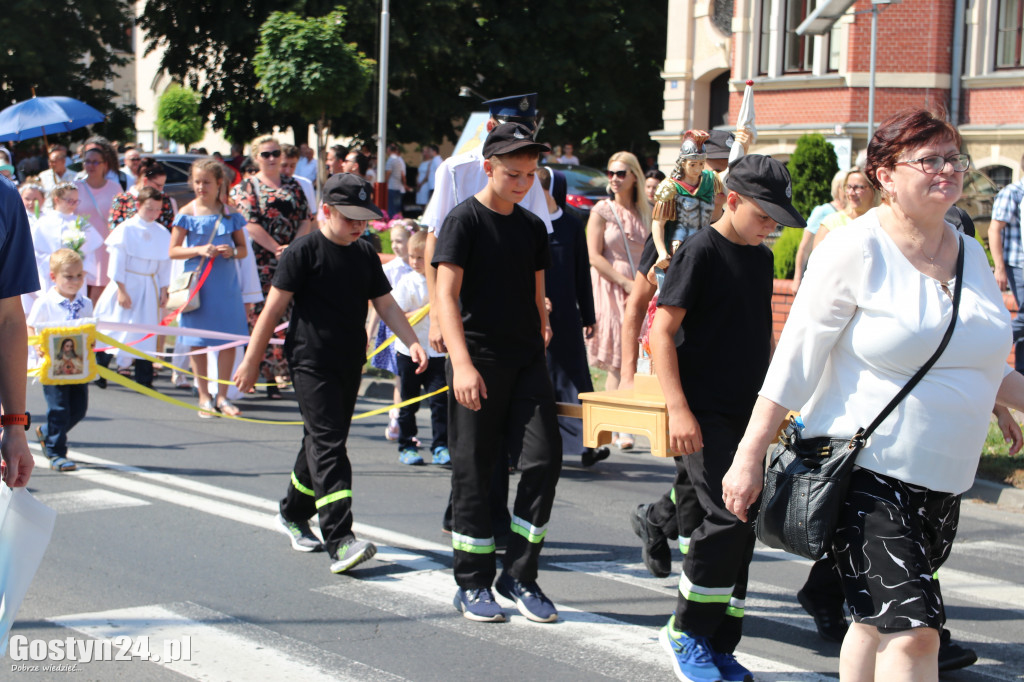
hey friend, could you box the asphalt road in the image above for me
[9,374,1024,681]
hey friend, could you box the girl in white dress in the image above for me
[95,188,171,381]
[32,183,103,291]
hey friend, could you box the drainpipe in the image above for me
[950,0,965,128]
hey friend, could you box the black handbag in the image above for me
[755,235,964,560]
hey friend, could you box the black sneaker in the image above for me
[495,573,558,623]
[580,446,610,467]
[330,539,376,573]
[938,628,977,672]
[630,503,672,578]
[797,588,849,644]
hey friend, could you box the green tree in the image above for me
[0,0,134,142]
[156,85,204,149]
[786,134,839,219]
[138,1,667,155]
[254,8,374,189]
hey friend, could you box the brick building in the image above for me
[652,0,1024,186]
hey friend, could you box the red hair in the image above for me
[866,109,961,191]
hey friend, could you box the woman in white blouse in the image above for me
[722,109,1024,681]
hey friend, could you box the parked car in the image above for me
[957,168,999,246]
[68,153,239,208]
[544,163,610,213]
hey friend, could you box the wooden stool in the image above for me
[578,374,675,458]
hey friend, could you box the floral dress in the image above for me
[108,192,176,231]
[230,176,312,378]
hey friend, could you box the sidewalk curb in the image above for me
[964,478,1024,511]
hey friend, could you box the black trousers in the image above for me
[648,466,701,547]
[448,355,562,589]
[673,411,755,654]
[396,353,448,451]
[280,363,362,557]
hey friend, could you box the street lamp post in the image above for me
[374,0,390,212]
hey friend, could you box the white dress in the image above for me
[94,215,172,368]
[31,211,103,286]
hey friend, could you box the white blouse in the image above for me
[761,209,1012,494]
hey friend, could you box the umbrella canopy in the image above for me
[0,96,105,143]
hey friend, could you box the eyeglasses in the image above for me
[896,153,971,174]
[606,170,628,179]
[845,184,871,193]
[259,150,282,159]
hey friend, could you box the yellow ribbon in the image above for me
[365,305,430,360]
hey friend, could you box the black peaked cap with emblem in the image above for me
[322,173,383,220]
[725,155,807,228]
[482,122,551,159]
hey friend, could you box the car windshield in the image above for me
[547,164,609,196]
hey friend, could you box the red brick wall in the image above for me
[846,0,953,74]
[773,280,1019,364]
[962,89,1024,125]
[731,88,950,126]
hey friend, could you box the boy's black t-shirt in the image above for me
[273,230,391,371]
[432,196,550,366]
[656,226,773,415]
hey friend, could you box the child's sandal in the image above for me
[49,456,77,472]
[216,399,241,417]
[198,400,217,419]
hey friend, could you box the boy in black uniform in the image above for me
[650,155,805,682]
[433,123,562,624]
[235,173,427,574]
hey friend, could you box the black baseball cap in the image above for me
[705,130,736,159]
[482,122,551,159]
[322,173,383,220]
[725,155,807,228]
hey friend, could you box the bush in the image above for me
[773,226,803,279]
[787,134,839,220]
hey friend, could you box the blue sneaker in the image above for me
[398,448,424,465]
[711,650,753,682]
[432,446,451,465]
[453,587,505,622]
[495,573,558,623]
[659,618,721,682]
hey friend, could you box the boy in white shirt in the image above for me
[27,249,94,472]
[392,231,449,465]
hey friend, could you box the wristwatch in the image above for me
[1,412,30,430]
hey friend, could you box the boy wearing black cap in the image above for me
[650,154,805,682]
[235,173,427,574]
[433,122,563,624]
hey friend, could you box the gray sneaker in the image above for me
[330,539,377,573]
[275,513,323,552]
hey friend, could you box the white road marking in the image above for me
[32,488,149,514]
[32,445,1024,680]
[49,602,409,682]
[318,551,838,682]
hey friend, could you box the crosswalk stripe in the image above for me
[48,602,409,682]
[32,488,150,514]
[315,554,838,682]
[31,445,1024,679]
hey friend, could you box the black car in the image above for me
[68,153,239,208]
[543,163,610,214]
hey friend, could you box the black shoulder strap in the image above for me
[861,234,965,442]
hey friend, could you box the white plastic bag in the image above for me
[0,485,57,656]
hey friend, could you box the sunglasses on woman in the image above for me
[606,169,629,179]
[259,149,282,159]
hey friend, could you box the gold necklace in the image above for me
[923,226,946,263]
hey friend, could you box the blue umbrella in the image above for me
[0,96,105,143]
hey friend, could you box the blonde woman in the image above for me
[792,169,846,293]
[812,167,879,248]
[585,151,651,448]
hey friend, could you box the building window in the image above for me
[758,0,773,75]
[828,22,841,72]
[984,165,1013,189]
[783,0,815,73]
[996,0,1024,68]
